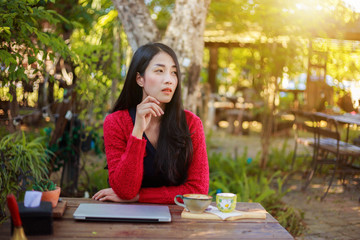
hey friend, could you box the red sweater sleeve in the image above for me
[139,110,209,204]
[103,111,147,200]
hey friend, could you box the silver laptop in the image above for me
[73,203,171,222]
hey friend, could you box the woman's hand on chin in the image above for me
[133,96,164,138]
[92,188,139,203]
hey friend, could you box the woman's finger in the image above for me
[147,104,163,117]
[139,106,158,118]
[99,196,108,201]
[92,191,101,199]
[142,96,160,105]
[138,107,157,118]
[101,195,121,202]
[140,102,163,116]
[137,96,164,116]
[94,190,107,200]
[94,193,102,200]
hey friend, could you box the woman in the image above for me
[92,43,209,204]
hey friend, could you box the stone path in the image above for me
[282,177,360,240]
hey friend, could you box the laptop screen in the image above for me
[73,203,172,222]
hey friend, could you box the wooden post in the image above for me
[208,46,218,93]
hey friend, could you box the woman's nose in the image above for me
[164,73,176,85]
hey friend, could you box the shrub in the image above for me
[78,157,109,197]
[208,148,306,237]
[0,132,51,223]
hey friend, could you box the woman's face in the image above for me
[137,52,178,105]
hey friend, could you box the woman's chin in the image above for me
[157,97,173,104]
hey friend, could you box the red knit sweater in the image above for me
[103,109,209,204]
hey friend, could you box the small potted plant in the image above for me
[33,179,61,208]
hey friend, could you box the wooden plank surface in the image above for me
[314,112,360,125]
[53,200,67,218]
[0,198,294,240]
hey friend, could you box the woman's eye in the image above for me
[172,71,177,75]
[155,69,163,72]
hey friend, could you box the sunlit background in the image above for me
[343,0,360,12]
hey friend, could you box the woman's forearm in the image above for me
[104,114,147,200]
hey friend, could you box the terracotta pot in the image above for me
[41,187,61,208]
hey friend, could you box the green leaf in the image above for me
[0,50,17,66]
[28,56,37,65]
[0,27,11,35]
[47,9,69,24]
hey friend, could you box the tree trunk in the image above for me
[37,82,44,108]
[110,23,121,107]
[260,88,275,169]
[163,0,210,111]
[259,43,283,169]
[113,0,210,112]
[112,0,160,50]
[8,83,19,132]
[48,78,54,106]
[9,83,19,119]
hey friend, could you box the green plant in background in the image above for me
[263,192,306,237]
[209,150,284,203]
[267,140,294,172]
[78,155,109,197]
[268,140,318,177]
[33,179,57,192]
[0,132,51,223]
[0,0,74,92]
[208,148,306,237]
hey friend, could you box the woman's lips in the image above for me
[162,88,172,93]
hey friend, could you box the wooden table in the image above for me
[314,112,360,125]
[0,198,294,239]
[314,112,360,142]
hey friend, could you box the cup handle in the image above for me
[174,195,186,208]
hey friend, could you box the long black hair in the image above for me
[112,42,193,186]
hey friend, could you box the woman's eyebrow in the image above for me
[153,64,177,68]
[153,64,165,67]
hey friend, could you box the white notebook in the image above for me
[73,203,171,222]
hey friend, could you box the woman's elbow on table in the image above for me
[198,184,209,195]
[111,188,139,202]
[187,180,209,195]
[110,180,140,201]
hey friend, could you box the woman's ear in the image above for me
[136,73,144,87]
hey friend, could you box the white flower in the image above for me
[219,199,232,209]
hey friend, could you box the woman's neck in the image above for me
[149,114,162,126]
[145,117,161,148]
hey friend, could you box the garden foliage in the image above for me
[0,0,73,89]
[208,146,306,237]
[0,132,51,223]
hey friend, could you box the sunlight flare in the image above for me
[342,0,360,12]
